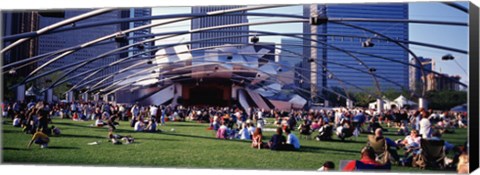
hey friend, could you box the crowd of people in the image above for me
[2,99,469,172]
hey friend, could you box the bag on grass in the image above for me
[412,153,426,169]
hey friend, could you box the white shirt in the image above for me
[131,106,139,117]
[287,133,301,149]
[95,119,104,126]
[257,111,263,119]
[134,121,144,132]
[404,135,421,148]
[239,128,250,140]
[13,118,21,126]
[419,118,432,138]
[247,126,256,136]
[150,106,158,117]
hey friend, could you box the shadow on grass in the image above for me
[300,145,360,154]
[168,123,208,128]
[54,122,95,129]
[160,132,251,144]
[61,134,106,139]
[48,146,80,150]
[312,138,366,144]
[114,129,153,134]
[2,129,22,134]
[3,147,27,151]
[133,137,181,142]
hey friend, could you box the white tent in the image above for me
[369,95,418,110]
[368,98,392,111]
[393,95,417,109]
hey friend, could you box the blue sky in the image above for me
[409,2,469,85]
[152,2,470,85]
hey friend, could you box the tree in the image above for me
[382,88,411,101]
[33,70,70,101]
[2,74,25,102]
[426,90,467,110]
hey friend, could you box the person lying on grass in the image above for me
[108,130,135,144]
[27,129,50,149]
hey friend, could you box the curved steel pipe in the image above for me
[1,8,115,53]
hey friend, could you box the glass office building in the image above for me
[191,6,249,50]
[302,4,409,93]
[37,10,123,85]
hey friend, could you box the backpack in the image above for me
[412,153,426,169]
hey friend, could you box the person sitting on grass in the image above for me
[318,161,335,171]
[268,127,286,151]
[428,131,456,153]
[134,119,145,132]
[251,128,267,149]
[457,152,469,174]
[343,146,391,171]
[396,129,421,166]
[94,116,106,127]
[216,121,228,139]
[13,115,21,127]
[397,122,409,136]
[372,128,400,163]
[238,123,251,140]
[298,120,312,136]
[144,118,158,132]
[27,129,50,149]
[285,128,301,150]
[50,125,61,136]
[397,129,421,150]
[247,122,256,139]
[311,119,321,131]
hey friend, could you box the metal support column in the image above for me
[46,88,53,103]
[16,84,25,102]
[82,93,89,102]
[310,4,318,103]
[346,99,354,109]
[66,91,74,102]
[418,97,428,110]
[376,98,384,114]
[93,93,100,101]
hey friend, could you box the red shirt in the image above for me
[343,157,380,171]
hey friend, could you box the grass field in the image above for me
[1,117,466,172]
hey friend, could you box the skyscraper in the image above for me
[279,38,304,68]
[279,38,304,87]
[2,11,39,77]
[122,8,153,57]
[190,6,249,50]
[409,57,433,91]
[303,4,409,96]
[36,10,124,86]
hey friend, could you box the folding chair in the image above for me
[412,139,445,169]
[367,135,390,165]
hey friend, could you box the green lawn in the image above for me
[1,118,465,172]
